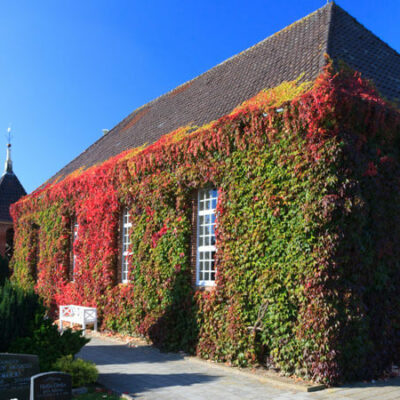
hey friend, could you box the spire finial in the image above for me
[4,125,13,174]
[6,125,11,145]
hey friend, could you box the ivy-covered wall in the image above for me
[11,65,400,385]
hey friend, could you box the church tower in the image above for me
[0,141,26,258]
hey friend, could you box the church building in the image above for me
[10,3,400,384]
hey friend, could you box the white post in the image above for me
[59,306,63,332]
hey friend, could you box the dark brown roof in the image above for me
[328,5,400,104]
[48,2,400,184]
[0,172,26,222]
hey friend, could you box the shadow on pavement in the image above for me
[98,372,220,395]
[79,343,185,365]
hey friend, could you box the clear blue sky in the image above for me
[0,0,399,193]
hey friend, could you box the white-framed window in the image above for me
[121,208,132,283]
[72,220,79,281]
[197,188,218,286]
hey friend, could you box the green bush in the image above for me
[10,316,89,371]
[53,355,98,388]
[0,279,42,351]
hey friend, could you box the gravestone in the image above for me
[0,353,39,400]
[30,372,71,400]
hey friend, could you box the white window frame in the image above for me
[196,188,218,287]
[121,208,132,283]
[72,220,79,281]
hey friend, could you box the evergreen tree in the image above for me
[0,254,10,286]
[0,280,40,351]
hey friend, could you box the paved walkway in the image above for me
[78,336,400,400]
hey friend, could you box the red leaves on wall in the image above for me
[151,225,169,248]
[364,161,378,177]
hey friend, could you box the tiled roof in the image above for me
[47,2,400,184]
[328,5,400,104]
[0,172,26,222]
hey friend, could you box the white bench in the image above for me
[59,305,97,336]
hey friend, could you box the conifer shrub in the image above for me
[0,280,41,351]
[10,317,89,371]
[0,279,89,370]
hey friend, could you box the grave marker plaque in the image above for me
[0,353,39,400]
[30,372,72,400]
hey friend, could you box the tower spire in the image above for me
[4,126,13,175]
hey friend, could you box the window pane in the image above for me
[121,208,132,282]
[197,190,218,284]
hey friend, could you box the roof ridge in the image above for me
[321,1,334,69]
[329,2,400,60]
[44,3,332,185]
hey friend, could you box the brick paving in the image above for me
[78,336,400,400]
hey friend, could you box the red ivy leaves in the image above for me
[364,161,378,177]
[151,224,169,248]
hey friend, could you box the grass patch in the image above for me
[73,386,123,400]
